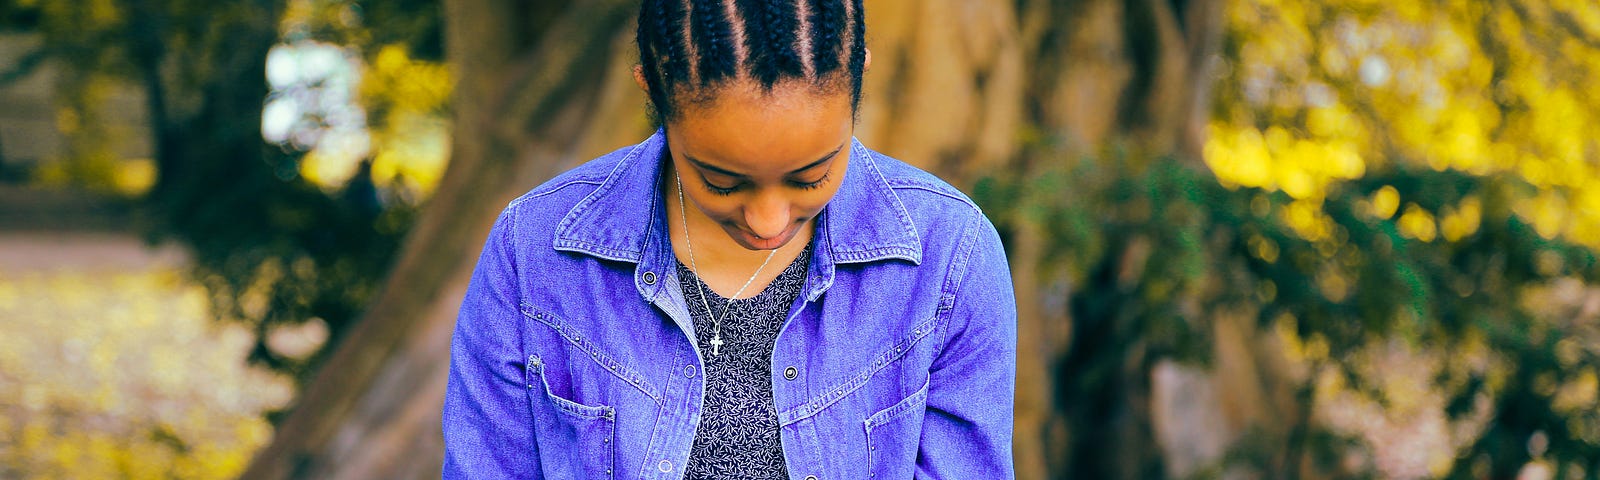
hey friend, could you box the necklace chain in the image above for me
[676,173,778,356]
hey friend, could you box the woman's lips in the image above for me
[735,223,798,251]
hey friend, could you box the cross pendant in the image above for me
[710,335,724,356]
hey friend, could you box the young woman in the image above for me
[442,1,1017,478]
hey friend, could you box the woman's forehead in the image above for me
[669,82,853,174]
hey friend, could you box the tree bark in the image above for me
[237,1,645,478]
[862,0,1228,477]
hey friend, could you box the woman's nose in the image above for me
[744,192,791,240]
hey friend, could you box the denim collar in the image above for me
[552,130,922,302]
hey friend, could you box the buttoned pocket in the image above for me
[863,377,929,479]
[527,353,616,478]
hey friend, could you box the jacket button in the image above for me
[658,459,673,473]
[805,476,818,480]
[684,364,696,378]
[784,366,798,380]
[642,271,657,285]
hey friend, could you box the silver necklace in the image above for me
[675,173,778,356]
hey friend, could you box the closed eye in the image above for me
[790,171,831,190]
[702,179,740,196]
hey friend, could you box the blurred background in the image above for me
[0,0,1597,478]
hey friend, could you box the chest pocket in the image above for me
[863,377,929,478]
[526,353,616,478]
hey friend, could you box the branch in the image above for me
[1506,0,1600,53]
[0,47,45,87]
[1549,5,1600,50]
[487,0,635,149]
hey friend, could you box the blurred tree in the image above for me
[238,0,649,477]
[10,0,1599,478]
[0,0,421,387]
[236,0,1236,477]
[1200,0,1600,477]
[236,0,1600,476]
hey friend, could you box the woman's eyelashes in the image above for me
[700,172,831,196]
[703,180,739,196]
[794,172,830,190]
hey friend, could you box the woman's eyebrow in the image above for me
[687,143,846,178]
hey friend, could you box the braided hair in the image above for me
[636,0,867,124]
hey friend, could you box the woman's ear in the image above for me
[863,48,872,72]
[632,65,649,92]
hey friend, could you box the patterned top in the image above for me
[677,242,812,480]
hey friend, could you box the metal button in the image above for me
[658,459,673,473]
[643,271,657,285]
[684,364,696,378]
[784,366,798,380]
[805,476,818,480]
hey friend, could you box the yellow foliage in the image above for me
[361,44,456,195]
[1282,199,1335,243]
[1399,204,1438,242]
[1439,196,1483,242]
[1371,185,1400,220]
[0,265,292,479]
[1517,191,1572,240]
[1212,0,1600,252]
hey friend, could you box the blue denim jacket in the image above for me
[442,131,1017,479]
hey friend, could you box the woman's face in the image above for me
[664,79,855,251]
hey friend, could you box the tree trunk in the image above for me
[861,0,1228,477]
[240,0,1236,478]
[237,1,645,478]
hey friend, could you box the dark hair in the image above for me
[635,0,867,124]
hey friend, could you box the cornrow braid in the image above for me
[637,0,689,121]
[637,0,867,123]
[758,0,804,85]
[732,0,768,79]
[690,0,737,85]
[657,0,690,83]
[847,0,866,109]
[807,0,843,77]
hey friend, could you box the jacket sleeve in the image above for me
[918,212,1018,479]
[442,208,540,478]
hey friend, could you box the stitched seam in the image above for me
[492,205,535,408]
[859,146,922,250]
[552,136,652,247]
[884,181,982,214]
[524,178,606,201]
[864,377,931,428]
[519,304,665,404]
[526,355,616,419]
[830,246,919,263]
[776,315,939,425]
[634,173,662,295]
[934,211,983,356]
[551,240,642,263]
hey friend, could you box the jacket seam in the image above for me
[860,147,923,253]
[517,303,666,405]
[934,211,984,357]
[885,181,982,214]
[552,137,651,257]
[523,178,605,202]
[864,376,931,429]
[494,205,535,417]
[776,315,939,426]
